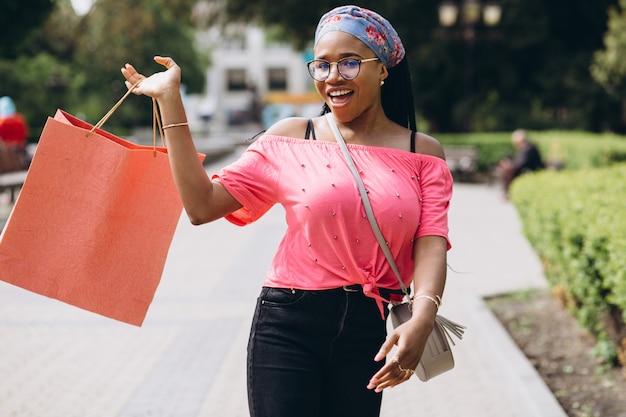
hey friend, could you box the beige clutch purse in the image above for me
[390,302,465,381]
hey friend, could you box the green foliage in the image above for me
[436,130,626,172]
[591,0,626,96]
[17,0,79,60]
[0,0,56,58]
[71,0,208,126]
[525,131,626,169]
[0,53,79,140]
[220,0,624,132]
[0,0,207,132]
[436,132,512,171]
[593,339,618,368]
[509,163,626,364]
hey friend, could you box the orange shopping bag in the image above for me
[0,94,202,326]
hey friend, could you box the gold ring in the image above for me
[392,356,415,376]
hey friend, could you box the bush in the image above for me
[510,164,626,365]
[437,130,626,173]
[0,53,77,140]
[436,132,512,171]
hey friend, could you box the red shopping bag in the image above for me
[0,108,203,326]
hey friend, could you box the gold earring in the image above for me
[380,80,385,87]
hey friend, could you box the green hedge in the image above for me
[510,164,626,364]
[437,130,626,172]
[437,132,511,172]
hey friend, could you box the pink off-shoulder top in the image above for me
[213,135,452,313]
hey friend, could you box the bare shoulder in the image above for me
[414,132,445,159]
[264,117,310,139]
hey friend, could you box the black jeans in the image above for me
[247,287,389,417]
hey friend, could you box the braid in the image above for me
[381,58,416,130]
[319,57,416,132]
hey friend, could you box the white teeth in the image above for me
[329,90,352,97]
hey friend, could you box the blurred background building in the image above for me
[186,25,322,132]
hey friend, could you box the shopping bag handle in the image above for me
[87,81,165,156]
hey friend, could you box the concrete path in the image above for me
[0,148,568,417]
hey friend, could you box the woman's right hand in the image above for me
[121,56,181,100]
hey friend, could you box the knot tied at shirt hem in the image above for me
[362,276,390,320]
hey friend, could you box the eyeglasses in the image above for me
[307,57,379,82]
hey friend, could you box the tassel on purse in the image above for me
[389,301,465,380]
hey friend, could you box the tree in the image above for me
[219,0,623,132]
[71,0,208,125]
[0,53,76,125]
[0,0,208,132]
[591,0,626,96]
[0,0,56,58]
[0,0,80,136]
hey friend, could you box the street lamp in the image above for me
[438,1,460,28]
[482,3,503,27]
[438,0,502,42]
[437,1,502,131]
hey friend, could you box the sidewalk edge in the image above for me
[464,295,568,417]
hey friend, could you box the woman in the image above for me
[121,5,452,417]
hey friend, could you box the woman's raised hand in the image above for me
[121,56,181,100]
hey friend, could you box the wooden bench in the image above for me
[0,147,29,203]
[444,146,479,182]
[0,170,28,203]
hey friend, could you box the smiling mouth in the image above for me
[328,89,354,103]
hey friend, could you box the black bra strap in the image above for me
[410,131,416,153]
[304,119,317,140]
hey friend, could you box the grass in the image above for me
[436,130,626,172]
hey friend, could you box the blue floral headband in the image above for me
[314,5,405,68]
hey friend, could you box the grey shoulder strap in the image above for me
[325,113,410,297]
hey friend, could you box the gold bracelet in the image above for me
[162,122,189,130]
[413,294,441,311]
[416,292,442,306]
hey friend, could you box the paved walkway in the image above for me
[0,147,568,417]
